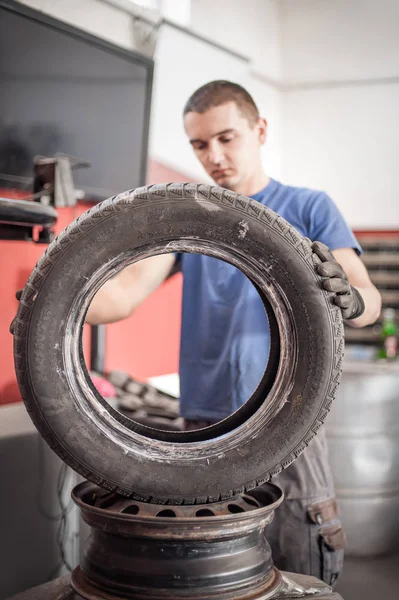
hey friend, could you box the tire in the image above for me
[13,183,344,504]
[0,197,57,227]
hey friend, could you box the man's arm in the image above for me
[312,242,381,328]
[86,254,176,325]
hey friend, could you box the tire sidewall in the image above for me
[14,187,342,502]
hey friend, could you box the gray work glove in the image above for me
[312,241,365,320]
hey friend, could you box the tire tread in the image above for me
[13,183,344,504]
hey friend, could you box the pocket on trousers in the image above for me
[319,525,346,586]
[307,497,346,587]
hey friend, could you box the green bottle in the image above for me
[377,308,398,359]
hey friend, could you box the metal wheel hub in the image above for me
[71,481,285,600]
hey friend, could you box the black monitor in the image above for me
[0,0,153,202]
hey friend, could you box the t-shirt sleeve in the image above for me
[307,192,362,255]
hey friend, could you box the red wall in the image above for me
[0,200,93,404]
[0,160,192,405]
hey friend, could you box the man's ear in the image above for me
[257,118,267,145]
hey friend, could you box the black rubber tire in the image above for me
[13,183,344,504]
[0,197,57,227]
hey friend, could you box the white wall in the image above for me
[246,76,282,181]
[282,83,399,229]
[280,0,399,84]
[191,0,282,82]
[279,0,399,229]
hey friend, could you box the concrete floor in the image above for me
[335,554,399,600]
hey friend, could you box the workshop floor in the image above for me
[335,553,399,599]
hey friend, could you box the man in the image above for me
[87,81,381,585]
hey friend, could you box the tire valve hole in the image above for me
[122,504,139,515]
[228,504,245,514]
[196,509,215,517]
[156,509,177,518]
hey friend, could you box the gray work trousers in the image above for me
[184,420,346,587]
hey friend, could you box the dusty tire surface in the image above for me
[13,183,344,504]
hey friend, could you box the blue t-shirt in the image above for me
[179,179,361,421]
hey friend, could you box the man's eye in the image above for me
[220,137,233,144]
[194,144,206,151]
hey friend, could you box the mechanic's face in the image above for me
[184,101,267,191]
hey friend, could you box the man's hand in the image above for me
[312,241,365,320]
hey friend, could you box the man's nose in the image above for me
[207,143,224,165]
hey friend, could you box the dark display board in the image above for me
[0,0,154,201]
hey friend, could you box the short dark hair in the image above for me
[183,80,260,126]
